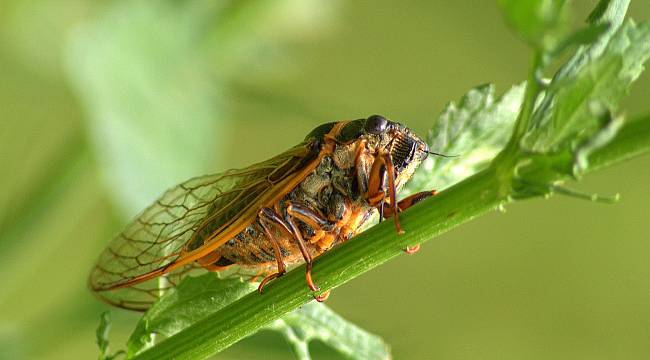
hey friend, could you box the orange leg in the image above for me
[257,210,288,294]
[285,203,321,292]
[382,190,437,254]
[351,138,368,183]
[286,202,332,231]
[364,152,388,208]
[382,150,403,234]
[363,147,405,235]
[257,203,336,300]
[382,190,437,217]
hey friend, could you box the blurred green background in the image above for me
[1,1,649,359]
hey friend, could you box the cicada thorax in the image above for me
[197,138,378,273]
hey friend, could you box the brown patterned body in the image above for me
[88,115,435,310]
[199,140,377,273]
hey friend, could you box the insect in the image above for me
[89,115,441,310]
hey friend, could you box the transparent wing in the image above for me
[89,142,315,310]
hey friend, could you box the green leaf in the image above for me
[556,0,629,82]
[507,19,650,200]
[587,0,629,26]
[265,302,390,360]
[522,20,650,157]
[96,312,110,358]
[587,0,612,24]
[96,312,124,360]
[549,22,610,59]
[127,275,257,356]
[403,83,524,195]
[66,1,224,215]
[498,0,569,50]
[545,0,633,67]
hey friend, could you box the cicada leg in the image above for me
[382,149,404,234]
[286,202,332,233]
[382,190,438,254]
[364,149,404,234]
[258,203,335,299]
[285,201,344,301]
[362,140,437,252]
[284,202,322,292]
[365,152,387,204]
[257,208,292,294]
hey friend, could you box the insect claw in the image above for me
[404,244,420,254]
[305,270,320,292]
[258,272,283,294]
[314,290,331,302]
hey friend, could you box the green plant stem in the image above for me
[131,115,650,360]
[504,52,542,153]
[494,52,542,197]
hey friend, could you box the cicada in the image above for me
[89,115,440,310]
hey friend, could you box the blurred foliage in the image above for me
[1,1,650,359]
[265,302,390,360]
[498,0,570,51]
[65,0,339,215]
[66,1,223,215]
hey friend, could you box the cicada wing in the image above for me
[91,263,203,311]
[92,263,276,311]
[89,142,319,310]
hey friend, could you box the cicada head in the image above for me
[361,114,430,189]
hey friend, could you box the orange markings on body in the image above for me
[309,229,326,244]
[316,233,336,250]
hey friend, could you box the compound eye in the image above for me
[365,115,388,134]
